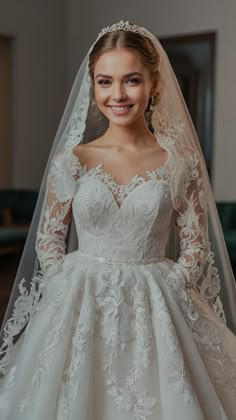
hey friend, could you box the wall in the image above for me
[67,0,236,200]
[0,0,67,189]
[0,36,12,188]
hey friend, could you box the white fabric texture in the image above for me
[0,135,236,419]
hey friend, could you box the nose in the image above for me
[112,82,127,102]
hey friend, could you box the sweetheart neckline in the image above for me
[82,164,168,188]
[76,171,169,210]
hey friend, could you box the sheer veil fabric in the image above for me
[0,20,236,419]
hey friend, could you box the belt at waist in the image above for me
[77,250,165,266]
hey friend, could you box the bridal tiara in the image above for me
[97,20,147,40]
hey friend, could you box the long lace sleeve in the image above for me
[165,152,221,320]
[36,151,80,276]
[173,154,208,289]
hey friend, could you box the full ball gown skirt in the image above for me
[0,154,236,419]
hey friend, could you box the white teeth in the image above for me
[110,106,130,111]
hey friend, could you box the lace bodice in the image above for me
[36,143,215,300]
[73,167,173,262]
[36,155,172,264]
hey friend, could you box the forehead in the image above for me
[94,48,150,76]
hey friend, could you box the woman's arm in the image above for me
[165,153,213,319]
[35,151,79,275]
[36,191,72,276]
[174,156,208,288]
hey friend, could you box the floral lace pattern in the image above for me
[145,267,194,403]
[0,133,236,419]
[54,268,159,420]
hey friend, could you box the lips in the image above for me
[108,104,132,108]
[108,105,133,114]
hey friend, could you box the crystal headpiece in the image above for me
[97,20,147,40]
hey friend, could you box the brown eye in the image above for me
[97,79,111,86]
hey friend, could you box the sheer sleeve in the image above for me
[165,152,221,320]
[35,151,80,276]
[173,154,209,289]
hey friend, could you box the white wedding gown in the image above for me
[0,148,236,420]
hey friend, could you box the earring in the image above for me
[150,95,157,110]
[147,95,157,112]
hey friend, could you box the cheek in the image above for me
[94,86,109,105]
[134,86,151,107]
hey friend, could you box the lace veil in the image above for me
[1,21,236,374]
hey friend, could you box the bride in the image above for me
[0,21,236,420]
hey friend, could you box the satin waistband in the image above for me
[77,250,165,266]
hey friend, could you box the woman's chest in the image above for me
[72,174,173,230]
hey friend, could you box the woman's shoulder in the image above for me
[72,136,111,169]
[72,138,104,164]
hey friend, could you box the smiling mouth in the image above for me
[108,105,133,111]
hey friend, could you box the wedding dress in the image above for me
[0,135,236,420]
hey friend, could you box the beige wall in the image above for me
[67,0,236,200]
[0,0,67,189]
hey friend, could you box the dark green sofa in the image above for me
[216,202,236,263]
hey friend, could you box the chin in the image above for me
[110,118,140,128]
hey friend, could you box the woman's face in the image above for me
[93,48,154,127]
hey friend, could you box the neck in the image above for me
[104,117,155,148]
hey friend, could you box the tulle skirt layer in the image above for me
[0,251,236,420]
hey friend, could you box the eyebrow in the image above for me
[95,72,143,79]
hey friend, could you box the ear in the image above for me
[150,79,158,96]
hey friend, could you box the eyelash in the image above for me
[97,78,141,86]
[127,78,141,85]
[97,80,111,86]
